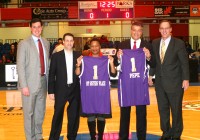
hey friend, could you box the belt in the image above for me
[41,74,45,77]
[67,83,73,87]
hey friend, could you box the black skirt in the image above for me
[80,102,112,119]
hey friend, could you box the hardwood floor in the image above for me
[0,86,200,140]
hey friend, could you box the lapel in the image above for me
[29,36,39,61]
[41,38,49,65]
[61,50,75,81]
[139,39,145,48]
[162,37,174,64]
[61,50,67,79]
[128,39,131,49]
[156,38,162,64]
[72,51,76,73]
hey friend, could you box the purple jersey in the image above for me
[118,49,150,107]
[80,56,110,114]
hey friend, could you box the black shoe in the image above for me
[159,137,172,140]
[172,138,180,140]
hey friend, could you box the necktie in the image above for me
[38,39,45,75]
[133,41,136,50]
[160,40,166,63]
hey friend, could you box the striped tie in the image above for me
[160,40,166,63]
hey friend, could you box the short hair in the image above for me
[159,20,172,27]
[30,18,43,27]
[131,21,143,28]
[58,38,62,41]
[63,33,74,40]
[90,38,101,45]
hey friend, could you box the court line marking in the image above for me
[43,131,200,140]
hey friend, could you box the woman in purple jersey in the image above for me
[75,38,117,140]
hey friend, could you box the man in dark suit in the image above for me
[116,21,153,140]
[148,20,189,140]
[48,33,81,140]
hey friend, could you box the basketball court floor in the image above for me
[0,85,200,140]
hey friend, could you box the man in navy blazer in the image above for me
[116,21,153,140]
[149,20,189,140]
[48,33,81,140]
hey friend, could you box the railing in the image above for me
[0,36,198,50]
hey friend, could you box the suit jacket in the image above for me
[17,35,50,93]
[149,37,189,91]
[115,39,154,67]
[48,50,81,99]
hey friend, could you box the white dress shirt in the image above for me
[32,35,47,74]
[159,36,171,56]
[130,38,141,49]
[64,49,73,84]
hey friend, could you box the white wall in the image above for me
[189,19,200,37]
[58,21,122,38]
[189,19,200,48]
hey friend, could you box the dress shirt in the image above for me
[64,49,73,84]
[130,38,141,49]
[32,35,47,74]
[159,36,171,56]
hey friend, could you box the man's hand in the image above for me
[76,55,83,67]
[22,87,30,96]
[182,80,189,91]
[143,47,151,61]
[148,76,154,86]
[48,94,55,100]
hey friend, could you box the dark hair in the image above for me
[159,20,172,27]
[58,38,62,41]
[131,21,143,28]
[63,33,74,40]
[90,38,101,45]
[30,18,43,27]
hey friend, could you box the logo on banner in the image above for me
[33,8,42,15]
[5,65,18,82]
[192,7,199,14]
[79,1,97,9]
[101,48,116,56]
[116,1,133,8]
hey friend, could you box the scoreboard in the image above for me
[79,1,134,20]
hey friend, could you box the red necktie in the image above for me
[38,39,45,75]
[133,41,137,50]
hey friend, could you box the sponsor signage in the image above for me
[101,48,116,56]
[5,65,18,82]
[190,5,200,16]
[32,8,69,19]
[154,6,190,17]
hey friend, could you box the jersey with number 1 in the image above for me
[79,56,110,114]
[118,49,150,107]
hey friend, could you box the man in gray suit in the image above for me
[149,20,189,140]
[17,18,50,140]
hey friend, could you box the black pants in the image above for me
[119,105,147,140]
[49,89,80,140]
[155,84,184,138]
